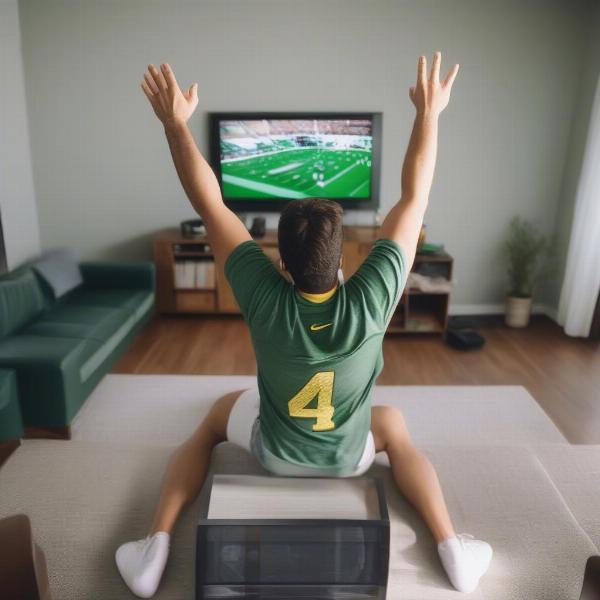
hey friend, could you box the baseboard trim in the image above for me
[535,303,559,322]
[449,304,504,316]
[449,303,559,323]
[24,425,71,441]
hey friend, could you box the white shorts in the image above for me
[226,387,376,478]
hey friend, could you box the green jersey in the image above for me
[225,238,408,472]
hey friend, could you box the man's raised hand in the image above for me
[409,52,459,117]
[141,63,199,125]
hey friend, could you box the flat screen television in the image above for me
[209,112,382,212]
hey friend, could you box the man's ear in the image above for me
[279,258,295,284]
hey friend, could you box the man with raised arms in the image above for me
[115,52,492,597]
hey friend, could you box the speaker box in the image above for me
[446,328,486,351]
[249,217,266,238]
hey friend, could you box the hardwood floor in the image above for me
[113,315,600,444]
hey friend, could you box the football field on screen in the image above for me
[221,148,372,199]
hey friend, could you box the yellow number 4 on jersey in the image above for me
[288,371,335,432]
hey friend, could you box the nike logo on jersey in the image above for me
[310,322,333,331]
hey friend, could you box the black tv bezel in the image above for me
[208,112,382,212]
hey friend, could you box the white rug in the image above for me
[0,440,594,600]
[535,445,600,549]
[71,375,568,447]
[2,375,592,599]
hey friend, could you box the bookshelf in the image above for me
[388,253,453,333]
[153,227,453,334]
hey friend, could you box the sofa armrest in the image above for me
[79,262,155,290]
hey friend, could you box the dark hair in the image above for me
[278,198,343,293]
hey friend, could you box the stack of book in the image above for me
[407,272,452,293]
[174,260,216,289]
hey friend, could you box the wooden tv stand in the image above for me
[153,226,453,334]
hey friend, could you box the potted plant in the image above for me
[504,216,548,328]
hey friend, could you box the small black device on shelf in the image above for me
[249,217,266,238]
[181,219,206,237]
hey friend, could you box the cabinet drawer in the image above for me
[175,291,216,312]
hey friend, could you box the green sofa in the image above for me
[0,260,154,438]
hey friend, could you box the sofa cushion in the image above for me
[0,270,45,337]
[79,261,155,290]
[65,288,154,320]
[32,248,83,299]
[0,335,100,366]
[23,321,98,340]
[26,304,133,343]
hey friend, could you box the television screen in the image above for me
[210,113,381,211]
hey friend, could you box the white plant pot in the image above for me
[505,296,532,328]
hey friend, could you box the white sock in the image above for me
[115,531,170,598]
[437,534,493,593]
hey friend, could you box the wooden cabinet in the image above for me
[153,227,453,334]
[216,270,239,313]
[175,290,216,313]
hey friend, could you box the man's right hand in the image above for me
[141,63,199,126]
[409,52,459,117]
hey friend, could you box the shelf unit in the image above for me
[153,227,453,335]
[387,253,453,334]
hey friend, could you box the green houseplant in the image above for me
[504,216,549,327]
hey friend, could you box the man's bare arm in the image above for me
[161,118,251,275]
[380,52,459,268]
[141,63,251,276]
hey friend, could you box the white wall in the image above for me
[0,0,40,269]
[19,0,590,306]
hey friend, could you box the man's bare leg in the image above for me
[371,405,454,543]
[148,389,244,535]
[371,405,492,593]
[116,389,245,598]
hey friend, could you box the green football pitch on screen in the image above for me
[220,147,372,200]
[218,118,373,199]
